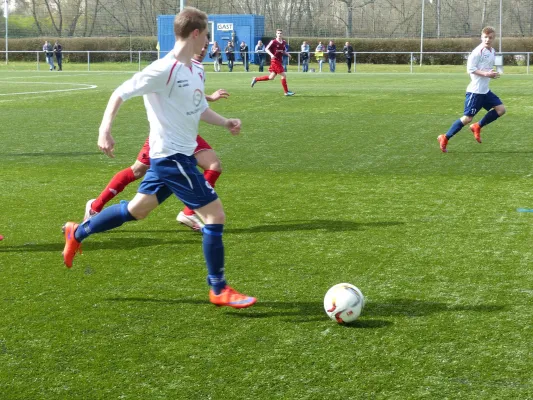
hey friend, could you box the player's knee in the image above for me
[205,208,225,225]
[461,116,473,125]
[210,159,222,173]
[128,206,149,220]
[496,106,506,116]
[131,162,149,179]
[212,210,226,224]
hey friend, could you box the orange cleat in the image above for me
[437,134,448,153]
[62,222,82,268]
[470,123,482,143]
[209,286,257,309]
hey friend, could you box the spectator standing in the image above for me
[327,40,336,72]
[239,41,249,72]
[255,40,265,72]
[225,41,235,72]
[300,41,310,72]
[315,41,325,72]
[53,41,63,71]
[43,41,55,71]
[282,43,289,72]
[343,41,354,73]
[210,41,222,72]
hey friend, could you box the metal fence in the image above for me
[1,50,531,74]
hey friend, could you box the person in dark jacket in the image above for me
[239,41,249,72]
[225,41,235,72]
[53,41,63,71]
[343,41,354,73]
[327,40,336,72]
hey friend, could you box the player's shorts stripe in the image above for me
[173,160,194,189]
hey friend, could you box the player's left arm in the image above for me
[206,89,229,102]
[200,108,241,136]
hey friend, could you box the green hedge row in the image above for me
[2,36,533,65]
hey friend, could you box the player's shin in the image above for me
[75,201,136,242]
[202,224,227,294]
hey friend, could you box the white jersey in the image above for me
[114,47,209,158]
[466,43,495,94]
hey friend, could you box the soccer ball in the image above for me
[324,283,365,324]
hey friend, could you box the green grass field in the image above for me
[1,68,533,399]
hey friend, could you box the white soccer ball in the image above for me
[324,283,365,324]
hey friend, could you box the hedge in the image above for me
[2,36,533,65]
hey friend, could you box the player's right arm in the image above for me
[467,50,499,79]
[98,59,171,158]
[98,92,123,158]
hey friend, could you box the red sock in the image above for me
[183,169,222,216]
[256,76,270,82]
[281,78,289,93]
[92,167,137,212]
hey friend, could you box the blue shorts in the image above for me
[463,91,502,117]
[138,153,218,210]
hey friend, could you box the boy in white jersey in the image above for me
[62,7,256,309]
[438,26,506,153]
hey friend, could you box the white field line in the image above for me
[0,81,98,96]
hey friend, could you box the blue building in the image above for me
[157,14,265,64]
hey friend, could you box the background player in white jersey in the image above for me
[438,26,506,153]
[62,7,256,309]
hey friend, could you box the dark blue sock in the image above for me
[445,119,465,139]
[479,109,499,127]
[75,201,136,242]
[202,224,226,295]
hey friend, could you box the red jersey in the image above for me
[266,39,287,62]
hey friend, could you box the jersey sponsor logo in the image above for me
[185,90,204,115]
[193,89,202,106]
[177,79,189,88]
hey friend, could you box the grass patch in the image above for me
[1,70,533,399]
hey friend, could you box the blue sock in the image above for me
[75,201,136,242]
[445,119,465,139]
[202,224,226,295]
[479,109,499,127]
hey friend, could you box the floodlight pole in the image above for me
[180,0,185,12]
[420,0,425,66]
[4,0,7,64]
[499,0,502,53]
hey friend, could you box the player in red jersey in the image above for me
[84,41,227,231]
[250,29,294,96]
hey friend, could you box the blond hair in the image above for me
[173,7,208,39]
[482,26,495,35]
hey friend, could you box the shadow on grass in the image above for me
[115,220,404,235]
[453,150,533,154]
[106,296,505,327]
[0,237,197,253]
[4,151,100,157]
[226,220,403,234]
[365,298,505,317]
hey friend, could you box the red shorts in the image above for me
[136,135,213,166]
[269,59,285,75]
